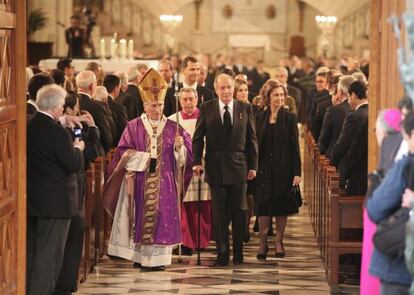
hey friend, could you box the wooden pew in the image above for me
[93,157,105,263]
[103,149,116,255]
[80,163,95,282]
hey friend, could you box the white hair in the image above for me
[352,72,368,85]
[179,87,198,99]
[275,66,288,77]
[95,86,108,102]
[75,70,97,89]
[36,84,67,111]
[316,66,330,75]
[114,71,129,84]
[338,75,357,97]
[26,67,34,90]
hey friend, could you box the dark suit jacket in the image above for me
[379,132,403,174]
[192,99,258,185]
[314,98,333,141]
[318,100,352,158]
[163,83,214,117]
[78,93,113,154]
[108,95,128,147]
[331,104,369,195]
[27,102,37,118]
[123,84,144,120]
[27,112,82,218]
[287,85,302,108]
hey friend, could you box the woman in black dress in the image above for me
[254,79,301,259]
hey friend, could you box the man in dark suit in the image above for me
[331,80,369,195]
[27,74,55,119]
[103,74,128,147]
[120,67,144,120]
[65,15,85,58]
[274,66,302,112]
[27,84,84,294]
[163,56,214,116]
[76,70,113,154]
[318,75,356,158]
[193,73,258,266]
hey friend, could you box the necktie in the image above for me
[223,105,232,134]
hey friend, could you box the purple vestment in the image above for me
[109,117,193,246]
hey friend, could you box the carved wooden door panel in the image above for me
[0,0,26,293]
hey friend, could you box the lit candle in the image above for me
[110,39,116,59]
[100,39,105,58]
[128,39,134,59]
[119,39,127,59]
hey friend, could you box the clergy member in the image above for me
[169,88,212,256]
[104,69,194,271]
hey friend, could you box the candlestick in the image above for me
[110,38,116,59]
[128,39,134,59]
[119,39,127,59]
[100,39,105,58]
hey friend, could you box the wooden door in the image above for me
[0,0,26,293]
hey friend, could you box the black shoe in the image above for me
[210,259,229,267]
[244,232,251,243]
[172,246,193,256]
[133,262,141,268]
[256,246,269,261]
[275,251,285,258]
[141,265,166,271]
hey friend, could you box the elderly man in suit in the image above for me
[77,70,113,155]
[27,84,84,294]
[193,73,258,266]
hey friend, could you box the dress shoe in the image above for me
[233,256,244,265]
[133,262,141,268]
[275,251,285,258]
[256,246,269,261]
[210,259,229,267]
[172,246,193,256]
[141,265,166,271]
[244,232,251,243]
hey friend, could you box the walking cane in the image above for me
[197,174,204,265]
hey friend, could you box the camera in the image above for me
[73,127,82,139]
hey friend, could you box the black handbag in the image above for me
[373,207,410,257]
[291,185,302,208]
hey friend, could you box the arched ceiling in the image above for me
[137,0,370,21]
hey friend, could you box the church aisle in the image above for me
[75,204,359,295]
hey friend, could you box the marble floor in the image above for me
[75,204,359,295]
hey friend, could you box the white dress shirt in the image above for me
[218,99,234,124]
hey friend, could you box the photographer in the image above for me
[54,91,99,294]
[65,15,85,58]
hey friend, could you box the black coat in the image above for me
[108,95,128,147]
[331,104,368,195]
[318,100,352,158]
[27,112,82,218]
[192,99,258,185]
[313,98,333,141]
[123,84,144,120]
[254,108,301,216]
[78,93,113,154]
[163,83,214,117]
[379,132,403,174]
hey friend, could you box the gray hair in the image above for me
[36,84,67,111]
[76,70,97,89]
[338,75,357,97]
[26,67,34,90]
[179,87,198,99]
[352,72,368,85]
[275,66,288,77]
[114,71,129,84]
[95,86,108,102]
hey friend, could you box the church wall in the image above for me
[172,0,321,66]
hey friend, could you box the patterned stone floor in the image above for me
[75,204,359,295]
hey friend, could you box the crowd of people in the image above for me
[30,51,414,295]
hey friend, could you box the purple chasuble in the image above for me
[110,117,193,245]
